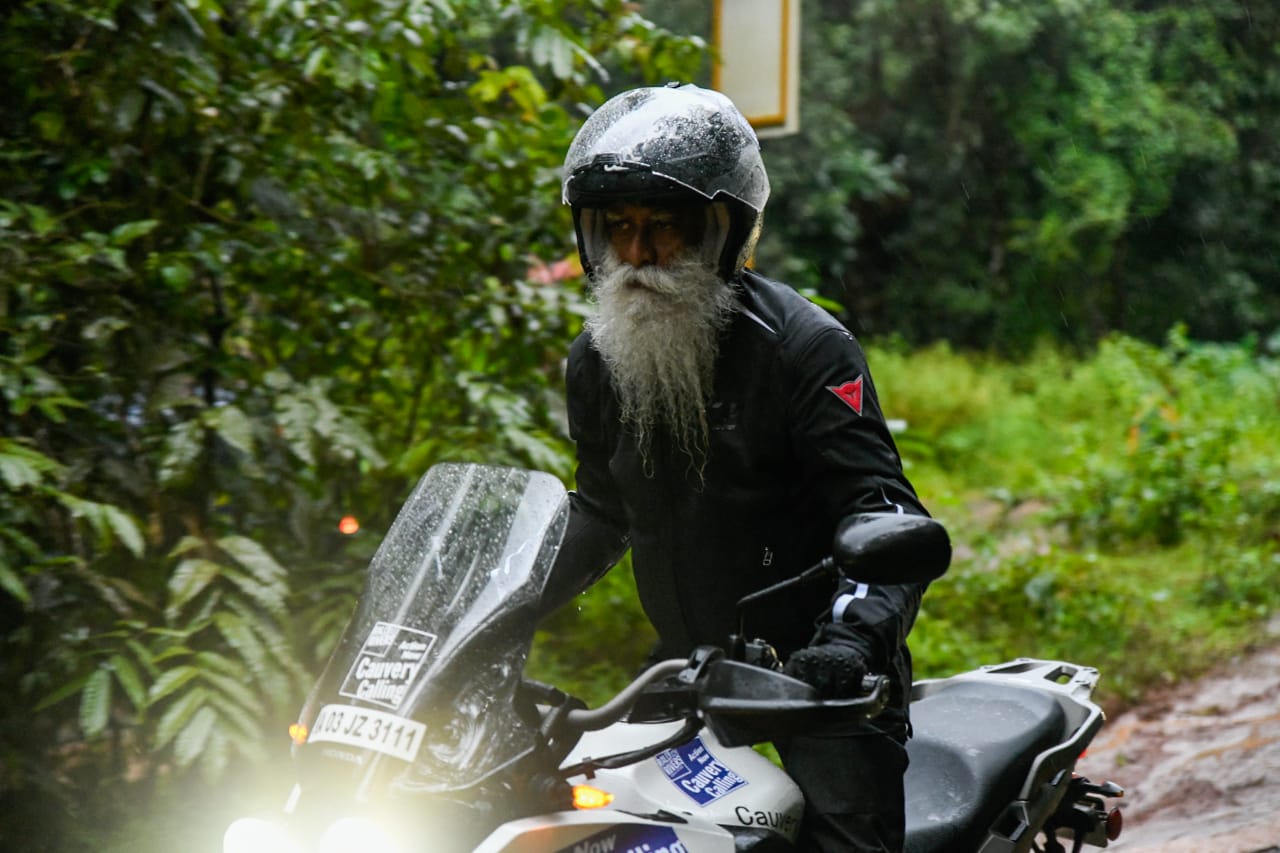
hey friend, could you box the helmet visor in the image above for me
[576,201,733,278]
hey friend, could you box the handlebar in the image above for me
[550,649,891,750]
[563,659,688,731]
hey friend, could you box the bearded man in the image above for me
[545,84,935,853]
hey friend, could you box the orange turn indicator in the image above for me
[572,785,614,810]
[288,722,309,745]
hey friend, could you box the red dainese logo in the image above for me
[827,376,864,415]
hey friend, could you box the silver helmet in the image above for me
[562,83,770,280]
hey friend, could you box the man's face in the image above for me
[585,208,735,463]
[603,203,705,270]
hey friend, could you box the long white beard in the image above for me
[585,250,738,463]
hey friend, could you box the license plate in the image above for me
[309,704,426,763]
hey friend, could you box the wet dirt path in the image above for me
[1076,639,1280,853]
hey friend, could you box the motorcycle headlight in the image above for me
[318,817,408,853]
[224,818,303,853]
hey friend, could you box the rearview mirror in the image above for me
[733,512,950,637]
[832,513,950,585]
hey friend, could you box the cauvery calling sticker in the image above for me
[655,736,747,806]
[555,825,685,853]
[339,621,437,710]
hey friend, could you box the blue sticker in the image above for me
[655,736,748,806]
[555,824,685,853]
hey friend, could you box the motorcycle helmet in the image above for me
[562,83,770,280]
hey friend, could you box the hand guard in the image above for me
[783,643,869,699]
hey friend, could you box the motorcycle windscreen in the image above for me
[296,462,569,794]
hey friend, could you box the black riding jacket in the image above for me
[548,270,930,712]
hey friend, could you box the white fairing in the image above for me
[473,722,803,851]
[568,722,803,842]
[473,810,733,853]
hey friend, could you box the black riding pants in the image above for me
[776,723,910,853]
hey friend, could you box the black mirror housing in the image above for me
[833,513,950,585]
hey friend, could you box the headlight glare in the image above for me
[318,816,408,853]
[224,817,303,853]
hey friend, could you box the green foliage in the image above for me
[868,332,1280,708]
[1051,329,1267,547]
[1,1,702,849]
[911,542,1280,707]
[529,555,658,706]
[753,0,1280,351]
[4,0,1279,848]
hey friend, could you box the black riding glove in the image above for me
[783,643,869,699]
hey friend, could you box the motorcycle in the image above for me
[224,462,1123,853]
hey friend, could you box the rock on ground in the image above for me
[1076,642,1280,853]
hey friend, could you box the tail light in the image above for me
[1106,807,1123,841]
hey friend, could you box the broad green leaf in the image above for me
[109,219,159,246]
[35,671,90,712]
[154,686,209,749]
[0,454,43,490]
[206,405,255,456]
[192,649,242,678]
[160,262,194,288]
[100,247,129,273]
[197,662,264,714]
[469,69,506,103]
[148,665,201,704]
[427,0,456,20]
[274,393,316,465]
[152,645,195,663]
[531,27,574,81]
[0,440,60,489]
[168,536,207,559]
[220,566,287,618]
[126,639,159,678]
[82,315,129,341]
[330,419,385,467]
[21,203,58,237]
[304,46,328,79]
[68,560,134,617]
[101,574,156,610]
[173,705,216,768]
[0,560,31,607]
[102,505,145,557]
[224,600,304,698]
[206,693,264,744]
[227,597,295,664]
[217,535,286,584]
[109,654,148,711]
[167,557,223,618]
[213,611,274,689]
[79,668,112,738]
[213,611,262,661]
[159,420,203,486]
[147,626,197,639]
[58,495,145,557]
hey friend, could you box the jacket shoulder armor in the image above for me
[735,271,852,351]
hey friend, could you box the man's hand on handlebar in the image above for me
[783,643,870,699]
